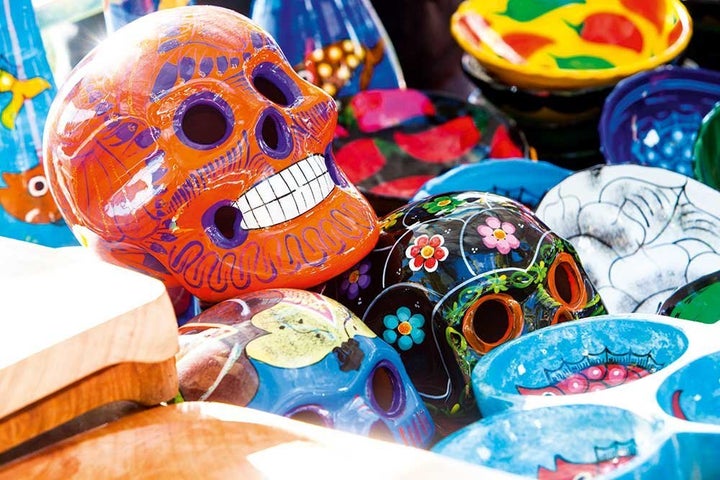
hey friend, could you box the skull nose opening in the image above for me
[286,407,331,428]
[548,252,588,310]
[463,293,523,354]
[256,109,293,158]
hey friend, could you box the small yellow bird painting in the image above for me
[0,69,51,130]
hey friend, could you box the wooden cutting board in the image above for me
[0,401,519,479]
[0,237,179,453]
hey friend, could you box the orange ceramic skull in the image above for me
[43,6,379,309]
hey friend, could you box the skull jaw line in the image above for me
[232,153,335,230]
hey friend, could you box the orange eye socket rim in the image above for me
[462,293,524,355]
[547,252,588,311]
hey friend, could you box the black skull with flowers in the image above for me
[322,191,606,436]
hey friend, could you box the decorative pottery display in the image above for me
[103,0,195,32]
[250,0,405,98]
[434,314,720,479]
[176,288,435,447]
[320,191,605,437]
[600,65,720,177]
[693,100,720,190]
[0,0,77,246]
[658,269,720,324]
[450,0,693,90]
[536,164,720,314]
[462,54,613,126]
[332,88,530,210]
[43,6,379,314]
[412,159,572,211]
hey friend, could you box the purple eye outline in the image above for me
[367,360,406,418]
[174,91,234,150]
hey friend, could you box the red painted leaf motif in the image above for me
[334,138,386,184]
[393,116,481,163]
[489,124,524,158]
[572,13,644,53]
[501,32,555,58]
[620,0,665,32]
[370,175,433,198]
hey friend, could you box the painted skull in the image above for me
[43,6,378,309]
[176,288,435,447]
[321,191,605,435]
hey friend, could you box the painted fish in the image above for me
[0,163,63,224]
[295,38,385,97]
[0,69,51,130]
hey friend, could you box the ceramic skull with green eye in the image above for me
[322,191,606,435]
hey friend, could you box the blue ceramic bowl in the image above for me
[411,158,572,210]
[471,315,690,417]
[599,65,720,177]
[657,350,720,425]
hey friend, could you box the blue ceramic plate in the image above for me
[599,65,720,177]
[411,158,572,210]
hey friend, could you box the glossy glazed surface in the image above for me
[332,88,530,202]
[250,0,404,98]
[451,0,692,89]
[321,191,605,436]
[658,269,720,324]
[693,100,720,190]
[600,65,720,177]
[43,6,379,309]
[176,288,434,447]
[536,164,720,314]
[412,159,572,211]
[0,0,77,246]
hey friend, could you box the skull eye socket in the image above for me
[368,361,405,417]
[548,252,587,310]
[252,62,301,107]
[175,92,233,150]
[286,405,332,428]
[27,175,49,197]
[462,293,523,354]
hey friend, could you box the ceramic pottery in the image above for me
[0,0,77,246]
[43,6,379,312]
[693,100,720,190]
[536,164,720,314]
[412,159,572,211]
[250,0,404,98]
[103,0,195,32]
[600,66,720,177]
[462,54,613,127]
[332,88,530,207]
[176,288,435,447]
[658,270,720,324]
[434,314,720,479]
[320,191,605,436]
[450,0,692,90]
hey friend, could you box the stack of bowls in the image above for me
[450,0,693,169]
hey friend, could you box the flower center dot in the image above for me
[398,321,412,335]
[348,270,360,283]
[420,245,435,258]
[493,229,506,240]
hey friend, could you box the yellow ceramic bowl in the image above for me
[451,0,693,90]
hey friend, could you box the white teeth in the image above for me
[235,154,335,229]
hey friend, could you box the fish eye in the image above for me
[27,175,49,197]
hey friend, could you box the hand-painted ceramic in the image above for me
[0,0,77,246]
[411,159,572,211]
[434,404,663,479]
[332,88,531,207]
[320,191,605,437]
[43,6,379,312]
[536,164,720,314]
[693,100,720,190]
[103,0,196,32]
[600,66,720,177]
[450,0,693,90]
[176,288,435,447]
[462,54,613,126]
[658,270,720,324]
[434,314,720,479]
[250,0,405,98]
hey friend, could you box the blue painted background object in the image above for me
[0,0,77,246]
[250,0,404,98]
